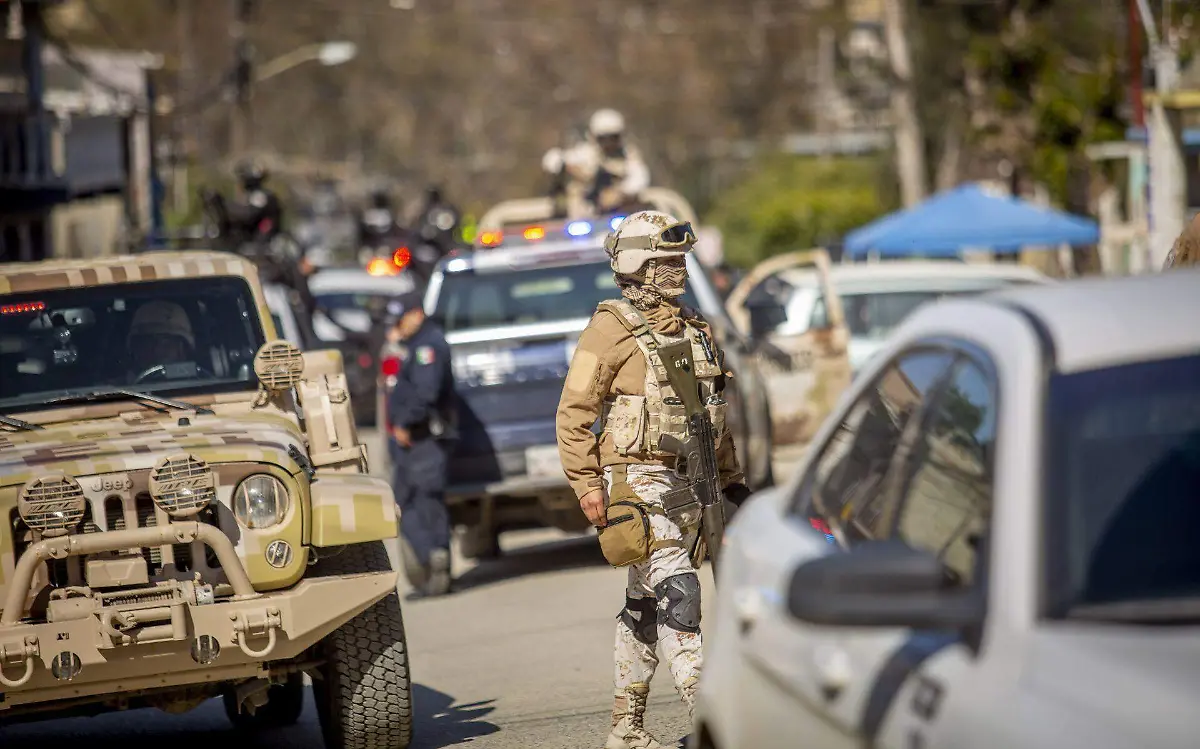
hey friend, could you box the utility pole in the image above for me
[881,0,928,207]
[229,0,254,156]
[1136,0,1187,270]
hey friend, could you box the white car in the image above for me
[307,266,417,343]
[261,282,308,348]
[693,267,1200,749]
[734,261,1049,373]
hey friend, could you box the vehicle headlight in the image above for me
[232,474,290,529]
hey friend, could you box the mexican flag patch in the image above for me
[415,345,435,365]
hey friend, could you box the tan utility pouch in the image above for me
[597,465,653,567]
[604,395,646,455]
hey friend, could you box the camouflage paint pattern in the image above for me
[605,464,702,712]
[309,474,396,547]
[1165,214,1200,269]
[0,250,279,342]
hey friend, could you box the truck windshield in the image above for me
[1046,353,1200,617]
[0,277,266,412]
[434,260,700,333]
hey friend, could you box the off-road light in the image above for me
[51,651,82,681]
[191,635,221,665]
[18,474,86,536]
[149,454,216,518]
[233,474,290,529]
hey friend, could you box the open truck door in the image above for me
[725,249,852,459]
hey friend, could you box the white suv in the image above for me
[694,267,1200,749]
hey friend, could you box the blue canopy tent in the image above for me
[843,183,1100,260]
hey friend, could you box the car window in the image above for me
[796,349,957,546]
[0,277,265,411]
[1045,353,1200,614]
[434,260,701,333]
[895,358,995,585]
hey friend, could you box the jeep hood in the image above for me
[0,414,306,490]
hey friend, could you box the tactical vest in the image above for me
[598,299,728,458]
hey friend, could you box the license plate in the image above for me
[525,445,564,478]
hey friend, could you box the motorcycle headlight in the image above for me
[233,474,290,529]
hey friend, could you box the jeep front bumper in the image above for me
[0,522,397,710]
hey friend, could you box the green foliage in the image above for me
[916,0,1129,205]
[706,156,898,269]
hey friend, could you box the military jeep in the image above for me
[0,251,412,747]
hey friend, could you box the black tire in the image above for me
[223,672,305,729]
[312,542,413,749]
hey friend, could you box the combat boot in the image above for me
[605,682,664,749]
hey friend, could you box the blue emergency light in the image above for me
[609,216,626,231]
[566,220,592,237]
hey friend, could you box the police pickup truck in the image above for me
[377,212,774,561]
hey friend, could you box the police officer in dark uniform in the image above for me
[385,290,458,598]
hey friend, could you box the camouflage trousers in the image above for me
[603,463,703,711]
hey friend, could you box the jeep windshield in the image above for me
[434,259,700,333]
[0,277,267,413]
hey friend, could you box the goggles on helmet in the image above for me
[604,221,697,252]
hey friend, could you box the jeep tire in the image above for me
[312,542,413,749]
[223,672,305,729]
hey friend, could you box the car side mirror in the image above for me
[786,540,983,629]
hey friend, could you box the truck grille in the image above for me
[4,489,227,597]
[83,492,218,575]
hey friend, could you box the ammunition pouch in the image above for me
[660,483,703,529]
[601,395,647,456]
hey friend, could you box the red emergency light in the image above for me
[0,301,45,315]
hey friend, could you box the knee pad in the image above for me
[618,595,658,646]
[654,572,701,634]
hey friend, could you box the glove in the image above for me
[541,147,564,174]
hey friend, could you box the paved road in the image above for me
[0,428,754,749]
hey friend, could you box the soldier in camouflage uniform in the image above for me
[1164,214,1200,270]
[556,211,752,749]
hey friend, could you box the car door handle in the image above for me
[812,645,853,700]
[733,586,776,634]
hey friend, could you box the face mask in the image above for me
[649,259,687,298]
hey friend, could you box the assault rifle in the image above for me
[655,339,727,578]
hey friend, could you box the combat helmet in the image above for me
[603,211,696,275]
[589,108,626,138]
[126,300,195,350]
